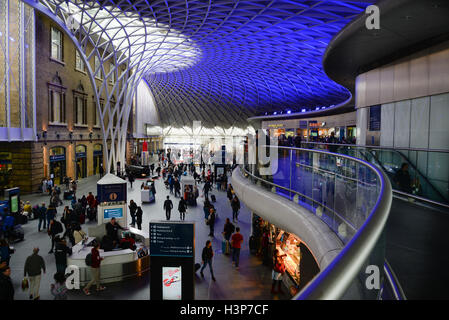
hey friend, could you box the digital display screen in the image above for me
[162,266,182,300]
[103,207,123,219]
[150,222,194,257]
[10,195,18,213]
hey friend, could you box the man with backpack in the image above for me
[54,237,72,274]
[37,203,47,232]
[83,242,105,295]
[45,205,57,230]
[222,218,235,255]
[231,196,241,222]
[203,180,211,200]
[48,218,63,254]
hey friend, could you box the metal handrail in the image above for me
[383,260,407,300]
[392,190,449,210]
[299,141,449,153]
[244,146,392,299]
[241,166,357,233]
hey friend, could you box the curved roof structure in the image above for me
[143,0,373,127]
[24,0,373,171]
[34,0,372,128]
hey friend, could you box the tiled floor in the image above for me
[8,167,289,300]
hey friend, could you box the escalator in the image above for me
[385,197,449,299]
[300,142,449,299]
[301,142,449,205]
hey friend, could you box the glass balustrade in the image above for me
[241,145,392,299]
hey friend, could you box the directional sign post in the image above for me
[149,221,195,300]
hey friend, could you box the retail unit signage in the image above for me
[308,121,326,128]
[93,150,103,156]
[299,120,308,129]
[75,152,86,158]
[150,222,194,257]
[50,155,66,162]
[267,123,285,128]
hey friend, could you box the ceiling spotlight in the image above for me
[287,110,292,114]
[301,109,306,113]
[273,112,277,115]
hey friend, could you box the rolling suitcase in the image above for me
[210,194,216,202]
[194,263,201,272]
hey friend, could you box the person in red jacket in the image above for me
[86,192,95,208]
[83,242,105,295]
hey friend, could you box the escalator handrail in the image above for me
[392,189,449,210]
[299,141,449,153]
[384,260,407,301]
[252,146,392,299]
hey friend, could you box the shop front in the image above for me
[93,144,103,175]
[252,213,320,296]
[261,111,357,144]
[0,152,13,189]
[75,145,87,179]
[49,146,66,185]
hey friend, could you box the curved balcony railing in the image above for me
[241,145,394,299]
[297,142,449,207]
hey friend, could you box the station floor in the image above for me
[8,170,289,300]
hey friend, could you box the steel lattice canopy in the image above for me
[40,0,373,128]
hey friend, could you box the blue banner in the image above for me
[76,152,86,158]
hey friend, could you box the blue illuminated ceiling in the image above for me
[38,0,373,128]
[141,0,372,127]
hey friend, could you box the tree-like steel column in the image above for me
[21,0,200,173]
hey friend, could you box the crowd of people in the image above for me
[0,180,106,300]
[1,149,290,300]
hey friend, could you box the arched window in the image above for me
[73,83,87,125]
[48,73,66,124]
[75,144,87,155]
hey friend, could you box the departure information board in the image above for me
[150,222,194,257]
